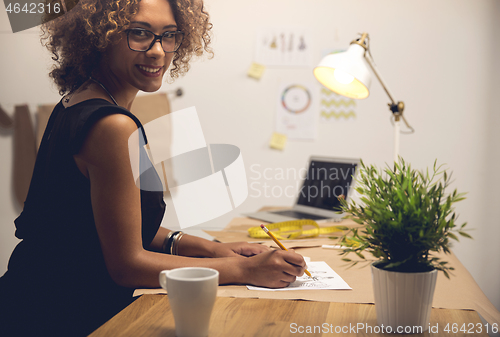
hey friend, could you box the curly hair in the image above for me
[41,0,213,95]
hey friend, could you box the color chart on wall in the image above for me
[275,82,317,140]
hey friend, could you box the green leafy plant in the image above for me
[336,158,471,278]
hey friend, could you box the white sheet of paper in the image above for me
[247,261,352,291]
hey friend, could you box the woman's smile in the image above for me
[136,64,163,77]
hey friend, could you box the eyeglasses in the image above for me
[125,28,184,53]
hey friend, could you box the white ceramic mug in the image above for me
[159,267,219,337]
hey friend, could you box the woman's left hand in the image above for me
[211,242,270,258]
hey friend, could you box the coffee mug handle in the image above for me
[159,270,169,290]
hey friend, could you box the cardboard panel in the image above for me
[130,93,171,125]
[13,105,36,206]
[0,105,14,128]
[130,93,173,194]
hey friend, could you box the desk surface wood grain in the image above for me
[89,295,488,337]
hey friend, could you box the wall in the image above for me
[1,0,498,311]
[483,0,500,314]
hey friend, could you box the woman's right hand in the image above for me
[242,249,306,288]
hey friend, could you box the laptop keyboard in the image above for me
[272,210,329,220]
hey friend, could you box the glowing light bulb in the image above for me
[333,69,354,84]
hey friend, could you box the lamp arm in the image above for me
[343,32,414,163]
[364,51,408,125]
[364,52,397,106]
[364,51,411,163]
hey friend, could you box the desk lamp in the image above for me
[313,32,414,162]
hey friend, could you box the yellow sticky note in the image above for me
[269,132,287,150]
[247,63,266,80]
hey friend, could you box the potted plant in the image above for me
[337,158,471,332]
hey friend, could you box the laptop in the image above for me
[244,156,360,223]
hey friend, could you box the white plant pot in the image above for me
[371,263,438,333]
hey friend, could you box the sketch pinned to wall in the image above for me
[255,28,312,67]
[319,49,357,122]
[275,82,317,140]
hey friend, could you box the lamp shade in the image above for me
[313,43,371,99]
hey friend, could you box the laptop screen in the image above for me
[296,159,358,212]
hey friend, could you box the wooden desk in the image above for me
[92,216,499,336]
[90,294,488,336]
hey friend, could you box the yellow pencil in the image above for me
[260,224,313,279]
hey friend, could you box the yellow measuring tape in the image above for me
[248,219,345,240]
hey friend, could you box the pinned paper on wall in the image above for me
[275,82,317,140]
[320,88,357,122]
[247,62,266,80]
[269,132,287,150]
[255,27,312,67]
[319,49,357,122]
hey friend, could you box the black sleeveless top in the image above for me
[0,99,166,336]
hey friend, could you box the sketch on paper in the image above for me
[247,261,352,291]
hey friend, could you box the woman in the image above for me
[0,0,306,335]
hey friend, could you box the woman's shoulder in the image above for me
[86,112,139,142]
[64,98,137,122]
[78,112,139,161]
[63,99,145,154]
[72,102,143,174]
